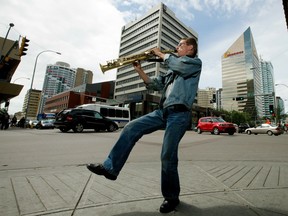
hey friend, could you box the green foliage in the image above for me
[218,109,255,126]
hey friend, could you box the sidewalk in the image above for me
[1,160,288,216]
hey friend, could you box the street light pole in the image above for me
[12,77,30,83]
[275,83,288,88]
[24,50,61,124]
[0,23,14,62]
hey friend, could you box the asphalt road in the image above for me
[1,128,287,170]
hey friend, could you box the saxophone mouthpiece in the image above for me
[146,59,163,62]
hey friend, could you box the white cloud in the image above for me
[2,0,125,114]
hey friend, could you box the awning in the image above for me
[0,81,24,103]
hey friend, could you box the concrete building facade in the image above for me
[44,82,114,113]
[22,89,41,119]
[197,87,216,109]
[114,3,198,118]
[74,68,93,87]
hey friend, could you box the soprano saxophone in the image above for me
[100,49,176,73]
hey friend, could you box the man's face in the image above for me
[176,40,193,57]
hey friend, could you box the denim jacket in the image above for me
[145,54,202,110]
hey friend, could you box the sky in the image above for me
[1,0,288,115]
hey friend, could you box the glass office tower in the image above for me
[221,27,260,118]
[38,62,76,114]
[260,60,275,117]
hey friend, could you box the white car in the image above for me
[28,120,39,128]
[245,124,282,136]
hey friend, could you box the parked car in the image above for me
[284,123,288,133]
[245,124,282,136]
[54,108,119,133]
[196,116,236,135]
[238,123,250,133]
[36,119,55,129]
[28,120,39,128]
[233,124,238,133]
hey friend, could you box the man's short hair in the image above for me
[184,37,198,58]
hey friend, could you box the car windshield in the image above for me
[211,117,225,122]
[240,123,249,126]
[57,110,71,117]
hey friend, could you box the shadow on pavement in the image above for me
[112,203,265,216]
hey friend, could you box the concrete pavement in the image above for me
[1,128,288,215]
[1,159,288,215]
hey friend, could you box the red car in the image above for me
[196,116,236,135]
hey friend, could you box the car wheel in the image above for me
[267,131,273,136]
[59,127,69,132]
[197,128,202,134]
[247,130,251,135]
[107,124,116,132]
[213,127,219,135]
[73,123,84,133]
[228,132,234,135]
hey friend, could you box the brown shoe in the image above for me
[86,163,117,181]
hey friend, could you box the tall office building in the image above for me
[276,97,285,115]
[114,3,198,117]
[197,87,216,108]
[74,68,93,87]
[216,88,223,111]
[260,60,275,117]
[22,89,41,119]
[38,62,76,114]
[221,27,260,117]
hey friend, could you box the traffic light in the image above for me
[19,36,29,56]
[269,105,274,114]
[233,97,245,101]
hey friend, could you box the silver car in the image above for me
[35,119,55,129]
[245,124,282,136]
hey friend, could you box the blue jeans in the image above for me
[103,107,191,199]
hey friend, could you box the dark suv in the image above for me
[238,123,250,133]
[196,116,236,135]
[54,108,118,133]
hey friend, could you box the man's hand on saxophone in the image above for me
[132,61,150,84]
[151,47,165,59]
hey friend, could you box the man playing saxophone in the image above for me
[87,37,202,213]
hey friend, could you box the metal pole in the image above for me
[0,23,14,61]
[275,83,288,88]
[12,77,30,83]
[24,50,61,125]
